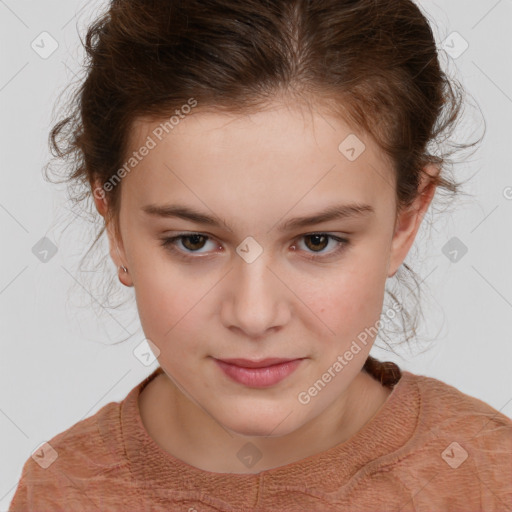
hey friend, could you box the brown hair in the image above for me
[47,0,482,369]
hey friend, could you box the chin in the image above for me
[217,407,303,438]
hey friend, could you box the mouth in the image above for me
[212,357,306,388]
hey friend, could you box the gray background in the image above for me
[1,0,511,507]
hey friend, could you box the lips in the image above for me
[216,357,301,368]
[213,357,305,388]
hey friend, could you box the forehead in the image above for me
[129,102,382,158]
[123,103,396,213]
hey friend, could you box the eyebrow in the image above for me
[142,202,375,232]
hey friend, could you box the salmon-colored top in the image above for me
[9,363,512,512]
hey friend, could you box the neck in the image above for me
[140,368,391,474]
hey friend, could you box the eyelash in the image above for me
[159,232,350,262]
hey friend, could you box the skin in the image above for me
[94,100,438,474]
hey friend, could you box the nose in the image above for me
[222,251,290,339]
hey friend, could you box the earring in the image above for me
[117,264,132,287]
[115,244,128,274]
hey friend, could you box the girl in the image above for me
[10,0,511,510]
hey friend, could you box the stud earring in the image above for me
[115,244,128,274]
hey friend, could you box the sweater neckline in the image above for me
[120,364,420,508]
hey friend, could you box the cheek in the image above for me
[132,266,189,341]
[132,259,217,359]
[299,258,388,342]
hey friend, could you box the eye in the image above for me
[293,233,349,261]
[160,233,218,257]
[160,232,350,261]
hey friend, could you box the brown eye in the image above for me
[161,232,349,262]
[294,233,350,261]
[304,234,329,252]
[160,233,216,256]
[180,234,208,251]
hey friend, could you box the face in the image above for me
[96,101,435,438]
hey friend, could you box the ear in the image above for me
[387,165,439,278]
[92,179,133,287]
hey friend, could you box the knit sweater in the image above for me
[9,363,512,511]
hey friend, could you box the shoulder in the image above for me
[411,371,512,473]
[9,398,129,511]
[409,371,512,436]
[383,371,512,510]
